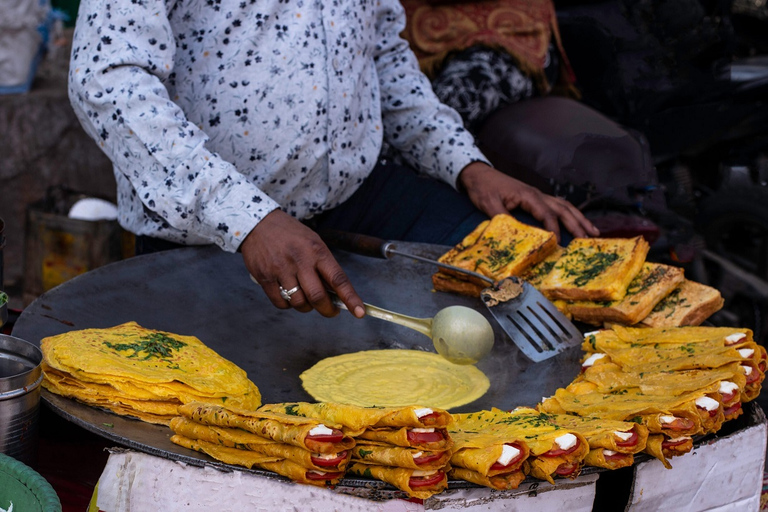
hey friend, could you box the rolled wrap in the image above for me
[177,403,355,453]
[170,417,352,472]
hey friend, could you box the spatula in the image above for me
[320,230,583,363]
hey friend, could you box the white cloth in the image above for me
[68,0,488,252]
[0,0,49,90]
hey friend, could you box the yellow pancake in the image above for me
[300,349,490,410]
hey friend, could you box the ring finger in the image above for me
[279,281,312,313]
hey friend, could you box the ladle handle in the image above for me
[328,292,433,339]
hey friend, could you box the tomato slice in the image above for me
[614,430,638,448]
[724,402,742,417]
[542,438,580,457]
[310,451,348,468]
[661,437,689,449]
[489,443,525,471]
[412,452,443,466]
[417,412,442,426]
[407,429,445,445]
[661,417,694,431]
[745,366,760,384]
[555,462,579,476]
[409,471,445,488]
[306,430,344,444]
[306,470,344,481]
[604,452,627,463]
[696,406,718,418]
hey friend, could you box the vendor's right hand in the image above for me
[240,210,366,318]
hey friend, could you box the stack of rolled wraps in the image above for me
[540,410,650,470]
[41,322,262,425]
[538,326,766,468]
[449,408,589,487]
[170,403,355,486]
[258,402,454,499]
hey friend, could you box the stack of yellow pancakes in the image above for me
[41,322,262,425]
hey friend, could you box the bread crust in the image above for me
[639,280,724,327]
[431,272,486,298]
[567,263,685,325]
[436,214,557,282]
[539,236,650,302]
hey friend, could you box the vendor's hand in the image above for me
[241,210,366,318]
[459,162,600,242]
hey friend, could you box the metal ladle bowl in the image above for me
[332,295,495,365]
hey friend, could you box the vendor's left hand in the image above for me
[459,162,600,242]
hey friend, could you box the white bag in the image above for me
[0,0,51,93]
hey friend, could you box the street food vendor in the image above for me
[67,0,599,320]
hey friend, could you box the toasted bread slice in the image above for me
[567,262,685,326]
[435,214,557,283]
[519,246,566,287]
[538,236,650,302]
[639,280,724,327]
[431,272,486,297]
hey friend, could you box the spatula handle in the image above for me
[317,230,392,259]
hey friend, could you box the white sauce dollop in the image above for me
[725,333,746,345]
[719,381,739,395]
[555,433,577,451]
[496,444,521,466]
[695,396,719,411]
[309,424,334,436]
[414,408,433,418]
[582,353,607,368]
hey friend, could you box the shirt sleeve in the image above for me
[68,0,280,252]
[372,0,491,189]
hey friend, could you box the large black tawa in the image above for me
[13,244,582,474]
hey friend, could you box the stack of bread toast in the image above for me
[432,214,724,328]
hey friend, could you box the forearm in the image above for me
[372,0,489,188]
[68,0,280,251]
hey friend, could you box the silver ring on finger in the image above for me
[279,285,301,301]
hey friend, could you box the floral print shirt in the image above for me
[68,0,488,252]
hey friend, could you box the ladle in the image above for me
[329,293,494,365]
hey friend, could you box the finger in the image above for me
[260,279,293,310]
[280,281,313,313]
[317,258,365,319]
[296,269,339,318]
[475,194,510,219]
[508,194,563,242]
[553,199,599,239]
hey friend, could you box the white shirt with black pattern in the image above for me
[68,0,488,252]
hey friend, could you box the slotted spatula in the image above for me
[320,230,583,362]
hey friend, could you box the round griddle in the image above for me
[13,243,583,484]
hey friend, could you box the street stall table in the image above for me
[11,244,768,510]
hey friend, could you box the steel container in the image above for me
[0,334,43,465]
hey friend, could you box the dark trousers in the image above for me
[136,160,557,255]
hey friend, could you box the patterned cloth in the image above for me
[430,44,558,134]
[400,0,575,89]
[399,0,576,135]
[68,0,488,252]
